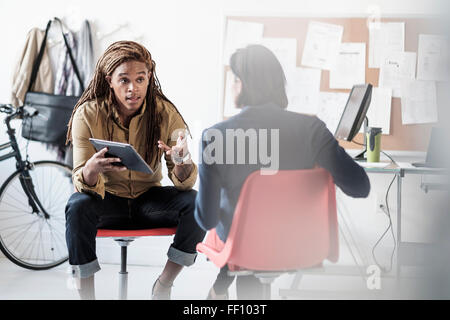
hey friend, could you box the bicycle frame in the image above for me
[1,108,51,219]
[0,142,13,158]
[1,107,22,158]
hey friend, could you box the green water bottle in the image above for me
[366,127,382,162]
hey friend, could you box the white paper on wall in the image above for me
[329,42,366,89]
[286,67,322,115]
[223,70,240,117]
[379,51,417,98]
[417,34,450,82]
[359,87,392,134]
[368,22,405,68]
[316,91,350,134]
[224,20,264,65]
[301,21,343,70]
[400,80,438,125]
[259,37,297,72]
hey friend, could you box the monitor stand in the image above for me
[354,117,368,161]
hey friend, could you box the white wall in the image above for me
[0,0,445,130]
[0,0,447,267]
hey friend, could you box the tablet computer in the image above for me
[89,138,153,174]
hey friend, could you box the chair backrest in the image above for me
[224,168,338,271]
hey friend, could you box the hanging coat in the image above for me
[11,28,54,107]
[75,20,94,90]
[54,30,80,96]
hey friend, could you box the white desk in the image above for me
[359,161,448,277]
[280,161,448,299]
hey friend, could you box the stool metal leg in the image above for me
[255,273,280,300]
[116,239,133,300]
[120,245,128,274]
[119,246,128,300]
[261,283,271,300]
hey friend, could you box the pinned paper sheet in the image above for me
[286,67,321,115]
[316,92,349,134]
[223,70,240,117]
[224,20,264,64]
[379,51,416,98]
[359,87,392,134]
[417,34,449,82]
[259,37,297,71]
[329,42,366,89]
[301,21,343,70]
[368,22,405,68]
[401,80,438,125]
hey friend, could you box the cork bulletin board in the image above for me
[222,16,448,151]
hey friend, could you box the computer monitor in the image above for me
[334,84,373,141]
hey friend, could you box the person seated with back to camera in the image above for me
[65,41,205,300]
[194,44,371,300]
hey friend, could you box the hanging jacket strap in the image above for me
[28,17,85,93]
[27,20,52,92]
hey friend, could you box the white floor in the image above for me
[0,254,423,300]
[0,231,433,300]
[0,255,222,300]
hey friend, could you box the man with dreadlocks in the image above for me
[65,41,205,300]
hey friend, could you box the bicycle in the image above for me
[0,104,73,270]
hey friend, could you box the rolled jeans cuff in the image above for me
[68,259,101,278]
[167,245,197,267]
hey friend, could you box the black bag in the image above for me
[22,18,85,145]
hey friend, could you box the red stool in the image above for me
[97,227,177,299]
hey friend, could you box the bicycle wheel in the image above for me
[0,161,72,270]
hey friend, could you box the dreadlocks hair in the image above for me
[66,40,190,164]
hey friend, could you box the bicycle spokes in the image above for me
[0,161,72,269]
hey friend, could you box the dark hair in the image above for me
[66,41,190,164]
[229,44,288,109]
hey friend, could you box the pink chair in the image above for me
[97,227,177,300]
[196,168,338,299]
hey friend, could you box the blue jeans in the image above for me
[65,186,205,278]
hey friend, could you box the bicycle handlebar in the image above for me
[0,104,39,121]
[0,104,14,114]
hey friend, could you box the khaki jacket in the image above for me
[71,97,197,199]
[11,28,54,106]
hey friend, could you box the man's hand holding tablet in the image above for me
[88,138,154,174]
